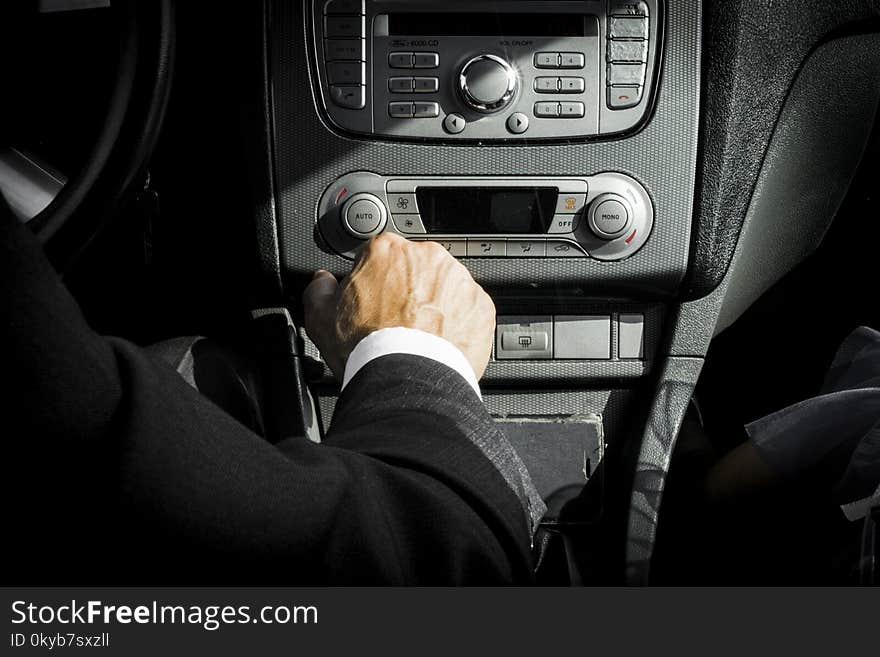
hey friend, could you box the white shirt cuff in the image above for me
[341,327,482,399]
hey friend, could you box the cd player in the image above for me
[310,0,661,141]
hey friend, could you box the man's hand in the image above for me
[303,233,496,381]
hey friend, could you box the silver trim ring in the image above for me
[458,54,518,113]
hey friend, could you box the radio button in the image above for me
[609,1,649,17]
[496,317,553,361]
[325,38,365,61]
[559,102,586,118]
[325,16,364,38]
[413,53,440,69]
[387,193,418,214]
[546,241,587,257]
[560,77,586,93]
[330,85,366,109]
[389,77,414,93]
[391,214,426,234]
[389,52,414,68]
[555,194,587,215]
[443,113,467,134]
[508,240,546,257]
[609,85,643,109]
[389,102,415,118]
[608,63,646,86]
[432,240,467,257]
[609,16,648,39]
[327,61,365,86]
[534,77,559,93]
[535,52,560,68]
[467,239,507,257]
[608,40,648,63]
[413,102,440,118]
[506,112,529,134]
[413,77,439,93]
[559,53,585,69]
[324,0,365,14]
[534,102,560,118]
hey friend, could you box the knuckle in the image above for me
[423,239,446,254]
[373,232,404,249]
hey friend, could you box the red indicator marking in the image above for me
[625,229,637,245]
[335,188,348,205]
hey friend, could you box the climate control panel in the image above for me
[316,172,654,262]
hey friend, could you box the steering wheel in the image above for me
[0,0,174,270]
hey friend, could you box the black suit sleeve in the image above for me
[1,211,538,584]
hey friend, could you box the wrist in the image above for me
[342,327,482,399]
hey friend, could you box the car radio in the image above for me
[309,0,661,141]
[316,172,654,261]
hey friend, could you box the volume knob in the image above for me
[459,55,518,113]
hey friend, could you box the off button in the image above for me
[343,194,387,238]
[588,194,632,240]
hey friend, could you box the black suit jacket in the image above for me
[1,211,540,584]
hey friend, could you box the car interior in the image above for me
[2,0,878,585]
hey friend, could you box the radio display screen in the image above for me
[387,13,588,37]
[416,187,557,234]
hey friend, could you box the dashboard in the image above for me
[257,0,880,583]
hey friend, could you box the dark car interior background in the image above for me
[2,0,879,584]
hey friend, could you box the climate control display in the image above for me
[316,172,654,263]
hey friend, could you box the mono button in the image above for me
[588,194,633,240]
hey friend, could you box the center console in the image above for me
[269,0,703,583]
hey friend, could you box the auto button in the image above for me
[342,193,387,238]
